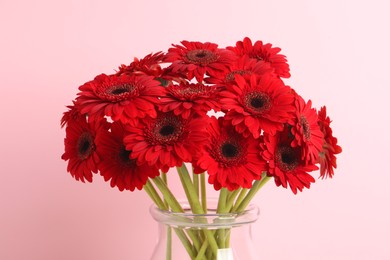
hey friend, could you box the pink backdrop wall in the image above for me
[1,0,389,259]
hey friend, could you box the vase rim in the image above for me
[149,198,260,229]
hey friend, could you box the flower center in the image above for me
[159,125,175,136]
[170,84,213,100]
[225,70,250,82]
[118,146,136,167]
[98,83,137,101]
[244,92,271,114]
[149,115,185,145]
[276,145,299,171]
[110,85,131,95]
[77,132,95,160]
[185,49,218,65]
[300,116,311,140]
[251,98,264,108]
[211,137,246,167]
[221,143,239,158]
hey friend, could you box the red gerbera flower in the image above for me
[195,117,267,191]
[95,121,159,191]
[221,74,295,138]
[60,101,83,128]
[205,55,274,85]
[116,52,165,77]
[260,132,317,194]
[124,112,209,172]
[290,95,324,164]
[165,40,237,82]
[317,106,342,178]
[61,116,105,183]
[159,82,221,119]
[76,73,165,124]
[228,37,290,78]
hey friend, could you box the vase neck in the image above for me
[149,199,259,229]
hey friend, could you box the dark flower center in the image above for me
[225,70,250,82]
[149,115,185,145]
[251,98,264,108]
[111,87,129,95]
[170,84,212,100]
[159,125,175,136]
[177,87,201,95]
[77,132,95,160]
[196,52,207,58]
[107,84,134,95]
[211,137,246,167]
[244,92,271,114]
[276,145,299,171]
[98,83,137,101]
[185,49,218,65]
[300,116,311,140]
[221,143,239,158]
[118,146,136,167]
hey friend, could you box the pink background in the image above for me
[1,0,389,259]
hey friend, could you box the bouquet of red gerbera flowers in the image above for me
[61,37,341,259]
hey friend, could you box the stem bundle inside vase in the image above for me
[147,163,270,259]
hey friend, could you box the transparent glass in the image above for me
[149,199,260,260]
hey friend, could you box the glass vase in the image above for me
[149,199,260,260]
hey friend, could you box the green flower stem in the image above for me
[162,172,168,184]
[225,188,241,212]
[143,183,158,206]
[193,172,200,198]
[186,228,202,253]
[160,173,170,212]
[177,164,219,256]
[145,180,167,211]
[152,175,202,256]
[194,238,209,260]
[200,173,207,213]
[217,188,228,213]
[236,173,271,212]
[160,174,172,260]
[222,189,240,248]
[175,167,203,252]
[152,176,184,213]
[225,229,231,248]
[173,229,196,259]
[177,165,203,213]
[166,227,172,260]
[192,170,202,253]
[206,247,213,260]
[216,188,229,248]
[145,179,195,259]
[231,188,248,212]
